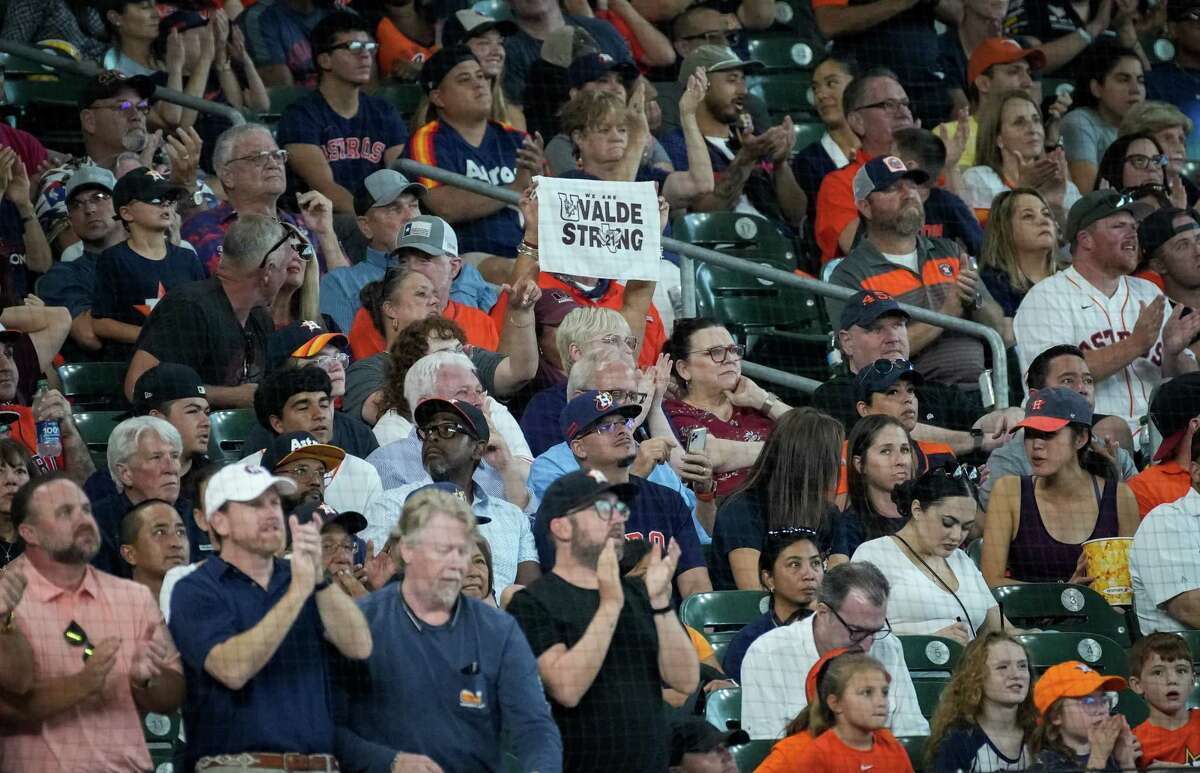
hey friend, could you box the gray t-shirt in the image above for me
[342,348,506,424]
[1061,107,1119,166]
[979,429,1136,509]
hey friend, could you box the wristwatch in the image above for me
[970,428,984,453]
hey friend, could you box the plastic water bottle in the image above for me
[34,380,61,458]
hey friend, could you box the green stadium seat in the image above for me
[705,686,742,731]
[993,583,1131,647]
[792,121,825,153]
[897,735,928,772]
[373,83,425,120]
[745,35,817,72]
[1174,630,1200,667]
[472,0,512,19]
[730,740,774,772]
[747,74,815,120]
[1015,632,1129,677]
[266,85,313,119]
[57,362,129,411]
[1114,690,1149,726]
[966,538,983,568]
[679,590,768,662]
[900,634,964,677]
[72,410,124,471]
[1041,78,1074,99]
[142,710,181,771]
[207,409,259,462]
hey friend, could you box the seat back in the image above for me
[1015,632,1130,676]
[680,591,768,662]
[705,686,743,731]
[897,735,928,772]
[792,121,825,154]
[900,635,964,677]
[745,35,817,72]
[57,362,130,411]
[207,409,259,462]
[746,74,816,120]
[73,410,125,472]
[372,83,425,118]
[142,711,181,771]
[993,583,1131,647]
[730,740,775,772]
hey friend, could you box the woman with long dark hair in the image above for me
[829,414,914,566]
[1061,40,1146,193]
[0,439,36,568]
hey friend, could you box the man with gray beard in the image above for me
[827,155,1007,388]
[333,486,562,773]
[508,469,699,773]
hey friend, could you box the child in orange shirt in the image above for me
[759,648,915,773]
[1129,632,1200,765]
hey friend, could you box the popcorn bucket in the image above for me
[1082,538,1133,606]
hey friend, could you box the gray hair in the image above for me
[107,416,182,492]
[220,213,285,272]
[555,307,630,372]
[566,347,634,396]
[817,561,890,612]
[393,487,477,544]
[213,123,275,177]
[402,350,478,419]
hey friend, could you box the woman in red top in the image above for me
[664,318,787,498]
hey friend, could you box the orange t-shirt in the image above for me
[756,731,813,773]
[347,300,499,360]
[791,728,914,772]
[1135,710,1200,766]
[1128,461,1192,519]
[376,17,436,79]
[815,151,871,264]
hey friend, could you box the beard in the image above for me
[122,128,148,153]
[893,205,924,236]
[48,530,100,565]
[571,534,624,568]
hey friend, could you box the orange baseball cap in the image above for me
[1033,661,1126,714]
[968,38,1047,85]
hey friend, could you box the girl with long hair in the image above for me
[830,414,914,566]
[1061,41,1147,193]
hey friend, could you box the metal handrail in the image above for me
[0,40,246,127]
[395,158,1010,408]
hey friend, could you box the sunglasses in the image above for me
[90,99,151,115]
[571,498,630,521]
[416,422,473,441]
[259,222,315,269]
[64,620,95,662]
[599,389,647,406]
[325,41,379,55]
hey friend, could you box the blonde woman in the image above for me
[978,188,1059,345]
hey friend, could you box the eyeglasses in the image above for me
[580,418,634,438]
[855,98,912,115]
[828,605,892,644]
[229,149,288,167]
[67,191,112,211]
[1124,153,1169,170]
[312,352,350,369]
[680,29,743,47]
[1073,694,1117,712]
[572,498,631,521]
[64,620,95,662]
[259,222,314,269]
[325,41,379,55]
[689,344,745,364]
[90,99,151,115]
[592,333,639,351]
[600,389,647,406]
[278,463,326,482]
[321,538,355,553]
[416,422,472,441]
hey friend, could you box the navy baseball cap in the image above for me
[131,363,206,415]
[420,46,479,93]
[301,501,367,535]
[855,358,924,403]
[1139,206,1199,258]
[561,390,642,442]
[567,52,639,89]
[406,481,490,523]
[266,320,347,372]
[1015,386,1093,432]
[534,469,636,531]
[112,166,187,211]
[413,398,490,443]
[79,70,155,110]
[1150,373,1200,462]
[670,718,750,766]
[852,156,930,201]
[261,431,346,472]
[839,290,911,331]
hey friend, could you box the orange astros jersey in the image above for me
[1135,710,1200,766]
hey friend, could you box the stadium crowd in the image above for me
[1,0,1200,770]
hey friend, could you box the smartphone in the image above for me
[687,427,708,454]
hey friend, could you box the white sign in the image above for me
[534,175,661,282]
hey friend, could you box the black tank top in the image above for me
[1008,475,1119,583]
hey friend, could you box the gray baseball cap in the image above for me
[354,169,426,216]
[394,214,459,257]
[64,165,116,203]
[677,44,763,85]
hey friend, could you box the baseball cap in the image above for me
[204,463,298,518]
[853,155,930,201]
[78,70,156,111]
[1169,0,1200,22]
[534,289,582,327]
[266,320,348,372]
[394,215,459,258]
[677,44,764,86]
[1033,661,1126,714]
[353,169,426,217]
[668,718,750,766]
[159,9,208,36]
[534,468,637,532]
[413,398,491,443]
[967,38,1047,84]
[567,52,639,89]
[1138,206,1199,258]
[1064,190,1151,244]
[1014,386,1093,432]
[304,502,368,535]
[131,363,206,415]
[561,390,642,442]
[261,431,346,473]
[1149,372,1200,462]
[112,166,187,211]
[541,26,599,67]
[839,289,910,331]
[441,9,517,51]
[64,165,116,203]
[855,358,924,403]
[419,45,479,93]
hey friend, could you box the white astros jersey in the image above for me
[1014,265,1167,433]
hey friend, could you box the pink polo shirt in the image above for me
[0,555,182,773]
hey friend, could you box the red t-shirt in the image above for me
[662,398,774,497]
[0,125,48,179]
[815,151,872,265]
[1135,710,1200,766]
[792,728,915,773]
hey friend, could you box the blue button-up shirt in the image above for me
[168,557,334,769]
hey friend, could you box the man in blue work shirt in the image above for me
[168,463,373,771]
[333,486,562,772]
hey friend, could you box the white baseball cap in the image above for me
[204,463,298,518]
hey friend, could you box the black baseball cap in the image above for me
[419,46,479,93]
[1064,190,1151,244]
[669,718,750,766]
[266,320,348,372]
[112,166,187,212]
[79,70,156,111]
[534,469,636,533]
[852,155,929,201]
[305,502,368,535]
[131,363,206,415]
[1139,207,1199,258]
[567,52,639,89]
[413,398,490,443]
[1015,386,1094,432]
[441,9,517,51]
[855,358,924,403]
[261,431,346,472]
[839,289,911,331]
[1150,373,1200,461]
[560,390,641,442]
[1169,0,1200,21]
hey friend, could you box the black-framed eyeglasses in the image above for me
[680,29,743,47]
[1124,153,1169,170]
[64,620,95,662]
[580,417,634,438]
[416,422,472,442]
[689,344,745,364]
[324,40,379,55]
[229,149,288,167]
[571,498,630,521]
[828,605,891,644]
[854,98,911,115]
[277,463,327,482]
[600,389,647,406]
